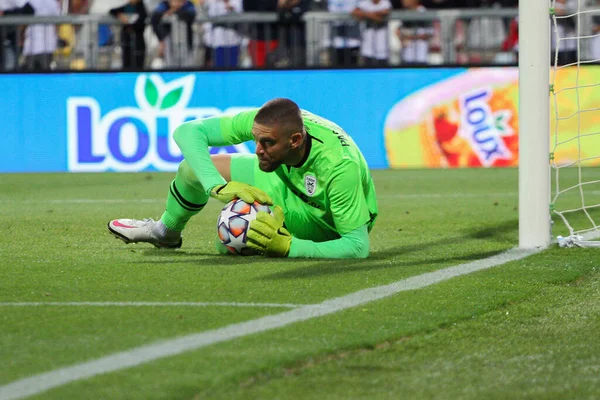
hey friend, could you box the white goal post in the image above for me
[518,0,551,249]
[520,0,600,249]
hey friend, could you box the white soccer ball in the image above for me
[217,198,273,256]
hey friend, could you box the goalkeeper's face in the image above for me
[253,123,303,172]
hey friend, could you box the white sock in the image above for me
[152,220,181,241]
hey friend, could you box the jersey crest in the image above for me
[304,175,317,196]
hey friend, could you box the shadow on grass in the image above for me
[465,219,518,241]
[130,219,518,274]
[259,249,504,280]
[258,219,518,280]
[135,247,271,267]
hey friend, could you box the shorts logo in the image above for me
[304,175,317,196]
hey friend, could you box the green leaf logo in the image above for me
[495,114,504,131]
[493,110,514,136]
[145,78,159,107]
[160,87,183,110]
[135,74,195,111]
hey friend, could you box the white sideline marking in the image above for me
[0,247,542,400]
[0,199,164,204]
[0,302,303,309]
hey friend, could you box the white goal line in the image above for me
[0,301,305,308]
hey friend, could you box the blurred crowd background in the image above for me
[0,0,598,71]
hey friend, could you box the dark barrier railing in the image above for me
[0,8,597,71]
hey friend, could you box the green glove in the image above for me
[210,181,273,205]
[247,206,291,257]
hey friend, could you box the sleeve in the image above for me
[153,1,169,14]
[3,2,34,15]
[327,159,371,235]
[109,5,126,17]
[416,25,434,37]
[233,0,243,13]
[151,3,168,39]
[242,0,256,12]
[172,109,258,194]
[51,1,61,15]
[502,18,518,51]
[134,2,148,29]
[177,2,197,23]
[288,225,370,259]
[265,0,278,11]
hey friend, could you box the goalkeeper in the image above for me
[108,98,378,258]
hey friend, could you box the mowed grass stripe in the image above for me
[0,247,541,400]
[3,191,600,204]
[0,192,518,204]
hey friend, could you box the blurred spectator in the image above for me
[53,0,91,70]
[455,0,486,6]
[63,0,90,44]
[68,0,88,14]
[328,0,360,66]
[352,0,391,67]
[22,0,61,70]
[501,14,517,62]
[420,0,455,8]
[464,0,506,63]
[243,0,278,68]
[396,0,433,65]
[0,0,34,70]
[591,3,600,61]
[274,0,308,66]
[110,0,148,69]
[203,0,242,68]
[151,0,196,65]
[199,21,212,67]
[196,0,211,67]
[405,0,452,64]
[552,0,577,65]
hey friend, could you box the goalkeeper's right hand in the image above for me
[210,181,273,205]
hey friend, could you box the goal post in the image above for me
[521,0,600,249]
[518,0,551,249]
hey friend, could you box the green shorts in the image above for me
[230,154,339,242]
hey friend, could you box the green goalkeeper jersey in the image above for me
[173,108,379,257]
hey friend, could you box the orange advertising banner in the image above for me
[384,67,600,168]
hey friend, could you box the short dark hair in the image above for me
[254,98,304,136]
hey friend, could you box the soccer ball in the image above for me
[217,198,273,255]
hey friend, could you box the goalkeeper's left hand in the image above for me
[247,206,291,257]
[210,181,273,205]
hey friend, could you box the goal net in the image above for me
[550,0,600,248]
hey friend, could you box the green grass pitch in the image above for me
[1,168,600,399]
